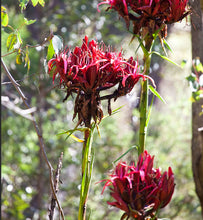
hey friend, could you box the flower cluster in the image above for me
[98,0,190,36]
[101,151,175,220]
[48,36,145,127]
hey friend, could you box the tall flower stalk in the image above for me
[97,1,191,219]
[48,36,144,219]
[139,45,152,154]
[78,124,95,220]
[98,0,190,155]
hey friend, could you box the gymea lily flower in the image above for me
[48,36,145,126]
[101,150,175,220]
[98,0,190,36]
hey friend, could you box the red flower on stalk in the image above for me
[48,36,145,126]
[165,0,189,24]
[98,0,190,36]
[101,151,175,220]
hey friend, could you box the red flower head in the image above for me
[48,36,145,126]
[165,0,190,24]
[101,150,175,220]
[98,0,190,37]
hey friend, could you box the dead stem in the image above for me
[49,152,64,220]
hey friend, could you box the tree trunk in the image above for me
[190,0,203,217]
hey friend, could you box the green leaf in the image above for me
[181,59,187,68]
[152,24,165,39]
[1,6,8,27]
[24,46,30,72]
[47,40,55,60]
[52,35,63,55]
[18,0,29,11]
[24,17,36,25]
[3,25,14,34]
[58,127,89,141]
[186,73,200,93]
[148,85,166,104]
[102,105,125,120]
[113,145,137,164]
[136,35,149,57]
[82,149,94,203]
[152,51,181,67]
[16,53,23,65]
[17,31,23,45]
[39,0,45,7]
[31,0,39,7]
[186,73,196,83]
[190,80,199,92]
[6,33,17,52]
[111,105,125,115]
[163,39,173,53]
[70,134,84,143]
[58,127,89,136]
[194,60,203,72]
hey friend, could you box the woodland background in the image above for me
[1,0,203,219]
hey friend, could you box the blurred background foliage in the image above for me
[1,0,202,220]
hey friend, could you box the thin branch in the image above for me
[2,96,36,120]
[1,50,19,57]
[1,58,65,220]
[1,71,40,85]
[49,152,64,220]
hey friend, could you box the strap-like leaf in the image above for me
[152,51,181,67]
[148,85,166,104]
[57,127,89,142]
[163,39,173,53]
[113,145,138,165]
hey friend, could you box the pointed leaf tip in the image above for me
[148,85,166,104]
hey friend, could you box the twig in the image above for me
[1,71,41,85]
[1,58,65,220]
[49,152,64,220]
[2,96,36,120]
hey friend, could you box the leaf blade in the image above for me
[6,33,17,52]
[152,51,181,68]
[1,6,8,27]
[39,0,45,7]
[16,53,23,65]
[24,17,36,25]
[113,145,138,164]
[24,46,30,72]
[47,40,55,61]
[148,85,166,104]
[31,0,39,7]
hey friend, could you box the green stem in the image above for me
[138,36,153,155]
[139,75,149,155]
[78,124,95,220]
